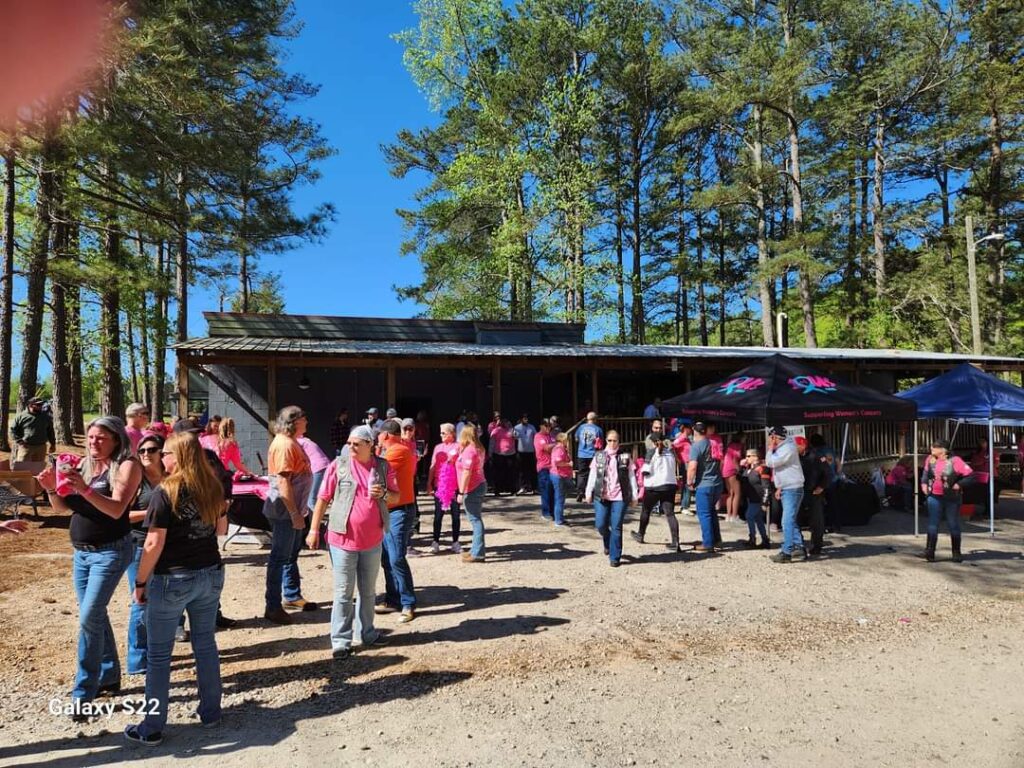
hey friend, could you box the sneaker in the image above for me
[361,632,388,647]
[609,560,621,568]
[264,607,292,624]
[743,537,757,549]
[790,548,807,562]
[332,647,351,660]
[431,541,441,554]
[693,545,713,553]
[215,613,237,629]
[283,598,320,612]
[174,625,188,643]
[124,724,162,747]
[461,553,485,563]
[629,531,644,544]
[758,539,771,549]
[808,545,822,556]
[398,608,415,623]
[770,552,792,564]
[451,541,462,554]
[374,603,398,615]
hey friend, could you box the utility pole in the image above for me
[965,215,981,356]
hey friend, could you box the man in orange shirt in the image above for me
[375,420,417,623]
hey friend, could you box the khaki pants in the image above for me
[14,443,48,463]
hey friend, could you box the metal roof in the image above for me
[172,336,1024,365]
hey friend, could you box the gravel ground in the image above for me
[0,493,1022,768]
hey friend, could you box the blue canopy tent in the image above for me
[897,363,1024,536]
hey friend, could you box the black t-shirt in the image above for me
[130,475,160,545]
[68,468,132,546]
[144,486,221,574]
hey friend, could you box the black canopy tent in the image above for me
[661,354,918,425]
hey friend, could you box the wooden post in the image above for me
[267,362,277,435]
[386,365,396,410]
[493,363,501,415]
[176,357,189,418]
[592,367,599,414]
[539,371,544,419]
[571,369,578,421]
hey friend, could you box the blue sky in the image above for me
[189,2,435,337]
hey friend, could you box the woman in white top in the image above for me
[630,438,681,552]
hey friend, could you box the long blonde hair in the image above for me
[218,417,237,446]
[458,425,483,452]
[161,433,224,526]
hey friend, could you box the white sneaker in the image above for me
[451,541,462,554]
[431,541,441,554]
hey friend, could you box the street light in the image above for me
[965,214,1005,356]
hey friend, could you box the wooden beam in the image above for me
[592,366,599,414]
[386,364,396,410]
[267,362,277,435]
[492,363,501,415]
[571,369,578,420]
[176,358,189,418]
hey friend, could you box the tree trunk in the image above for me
[126,311,140,404]
[615,189,626,344]
[872,106,886,299]
[985,101,1004,345]
[844,162,858,335]
[18,131,57,410]
[68,221,84,435]
[752,103,774,346]
[696,209,708,346]
[50,174,74,444]
[0,146,15,450]
[175,166,189,343]
[630,128,644,345]
[676,149,689,345]
[99,168,124,417]
[137,233,151,413]
[150,239,168,422]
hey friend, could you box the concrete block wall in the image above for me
[203,365,271,471]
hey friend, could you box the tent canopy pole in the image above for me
[989,419,995,537]
[913,421,919,537]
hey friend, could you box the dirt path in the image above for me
[0,495,1022,767]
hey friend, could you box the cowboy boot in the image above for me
[951,534,963,563]
[919,533,937,562]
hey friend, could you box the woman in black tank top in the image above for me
[37,416,142,718]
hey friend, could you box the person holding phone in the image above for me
[765,426,806,563]
[123,432,227,747]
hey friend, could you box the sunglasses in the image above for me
[160,450,173,456]
[138,447,160,455]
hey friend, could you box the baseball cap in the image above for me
[381,419,401,436]
[768,425,787,438]
[794,435,808,449]
[366,407,378,415]
[28,397,44,406]
[692,421,707,434]
[386,408,398,418]
[173,418,203,434]
[401,418,415,429]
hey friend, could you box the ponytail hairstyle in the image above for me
[219,417,237,446]
[161,433,224,527]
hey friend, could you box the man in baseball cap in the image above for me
[10,396,55,462]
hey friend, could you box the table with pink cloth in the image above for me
[224,478,271,548]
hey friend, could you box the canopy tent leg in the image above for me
[989,418,995,537]
[913,421,919,537]
[950,419,960,447]
[839,423,849,475]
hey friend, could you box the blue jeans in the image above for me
[551,475,568,524]
[124,543,148,675]
[680,485,692,512]
[695,484,723,548]
[137,564,224,737]
[779,487,805,554]
[381,505,416,609]
[329,543,382,650]
[265,517,303,611]
[537,469,553,518]
[926,495,962,537]
[72,535,133,701]
[463,482,487,558]
[746,500,768,541]
[307,469,325,512]
[594,498,626,563]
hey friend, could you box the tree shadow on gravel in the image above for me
[0,652,472,767]
[384,614,569,646]
[483,541,590,562]
[414,584,566,618]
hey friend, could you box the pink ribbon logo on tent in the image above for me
[717,376,766,395]
[789,375,837,394]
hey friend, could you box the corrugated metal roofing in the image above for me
[172,335,1024,365]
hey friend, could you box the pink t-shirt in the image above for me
[126,426,145,454]
[923,456,973,496]
[199,434,218,452]
[722,442,744,478]
[534,432,555,472]
[459,444,485,492]
[490,426,516,455]
[551,444,573,478]
[672,435,691,464]
[298,436,330,474]
[218,441,243,471]
[319,457,398,552]
[599,449,623,501]
[886,464,910,486]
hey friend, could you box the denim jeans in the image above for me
[72,535,133,701]
[594,498,626,563]
[307,469,325,512]
[680,485,692,512]
[551,474,569,524]
[537,469,553,518]
[695,484,723,548]
[463,482,487,557]
[137,564,224,738]
[779,487,805,554]
[329,543,382,650]
[926,495,962,537]
[746,500,768,541]
[124,543,148,675]
[432,497,461,543]
[265,517,302,612]
[381,505,416,609]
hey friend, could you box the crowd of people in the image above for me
[14,397,992,747]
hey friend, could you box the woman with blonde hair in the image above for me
[457,425,487,562]
[550,431,574,526]
[124,432,227,746]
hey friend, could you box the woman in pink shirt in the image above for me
[549,432,574,526]
[457,425,487,562]
[584,430,638,567]
[426,423,462,554]
[306,425,399,659]
[488,419,517,496]
[721,434,745,522]
[919,439,974,563]
[202,418,254,477]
